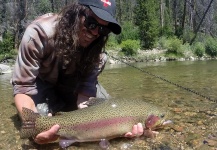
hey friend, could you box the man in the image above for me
[12,0,143,144]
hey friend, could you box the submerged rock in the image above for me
[0,64,12,74]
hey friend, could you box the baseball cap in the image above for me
[78,0,121,34]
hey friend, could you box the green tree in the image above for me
[134,0,159,49]
[0,31,15,54]
[35,0,52,15]
[160,0,174,36]
[117,21,139,43]
[205,37,217,57]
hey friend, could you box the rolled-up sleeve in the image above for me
[76,53,107,97]
[12,23,47,95]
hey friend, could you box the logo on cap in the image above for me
[101,0,111,7]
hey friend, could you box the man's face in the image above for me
[78,10,109,48]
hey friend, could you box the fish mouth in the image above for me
[162,120,173,126]
[154,119,173,129]
[145,114,172,129]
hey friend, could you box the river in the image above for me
[0,60,216,149]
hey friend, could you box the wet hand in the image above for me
[78,101,88,109]
[34,124,60,144]
[77,94,89,109]
[124,123,143,138]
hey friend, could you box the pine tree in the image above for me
[134,0,159,49]
[160,0,174,36]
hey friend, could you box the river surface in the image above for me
[0,60,217,150]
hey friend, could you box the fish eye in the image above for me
[160,114,165,118]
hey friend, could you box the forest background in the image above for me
[0,0,217,62]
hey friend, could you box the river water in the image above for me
[0,60,216,150]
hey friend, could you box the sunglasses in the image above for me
[83,15,111,36]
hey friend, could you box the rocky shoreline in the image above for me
[107,49,216,64]
[0,49,216,74]
[0,64,12,74]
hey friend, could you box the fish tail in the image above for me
[20,107,40,138]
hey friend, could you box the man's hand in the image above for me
[77,101,88,109]
[124,123,143,138]
[34,124,60,144]
[77,94,89,109]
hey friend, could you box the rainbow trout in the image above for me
[20,98,171,148]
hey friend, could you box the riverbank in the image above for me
[0,49,216,69]
[107,49,216,64]
[0,58,14,74]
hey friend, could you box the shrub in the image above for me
[106,34,120,50]
[120,40,140,56]
[165,37,184,57]
[183,28,195,43]
[181,43,195,58]
[193,42,205,57]
[205,37,217,57]
[157,36,170,49]
[0,31,15,55]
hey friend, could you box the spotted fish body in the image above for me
[20,98,170,148]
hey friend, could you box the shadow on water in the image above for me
[10,114,21,131]
[9,102,22,131]
[21,142,59,150]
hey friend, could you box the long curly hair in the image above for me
[54,2,108,75]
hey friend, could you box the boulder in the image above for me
[0,64,12,74]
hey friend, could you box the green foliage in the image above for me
[35,0,52,14]
[165,37,185,57]
[193,42,205,57]
[181,43,194,58]
[161,26,174,37]
[106,34,120,50]
[0,31,16,61]
[117,21,139,43]
[0,32,15,55]
[157,36,170,49]
[183,28,195,43]
[205,37,217,57]
[160,6,173,37]
[134,0,159,49]
[120,40,140,56]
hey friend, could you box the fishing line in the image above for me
[108,54,217,103]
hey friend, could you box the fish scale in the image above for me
[20,98,171,148]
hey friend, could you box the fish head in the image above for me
[145,112,172,130]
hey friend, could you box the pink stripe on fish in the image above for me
[71,116,137,130]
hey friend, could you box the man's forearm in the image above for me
[14,94,37,119]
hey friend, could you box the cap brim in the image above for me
[89,6,121,35]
